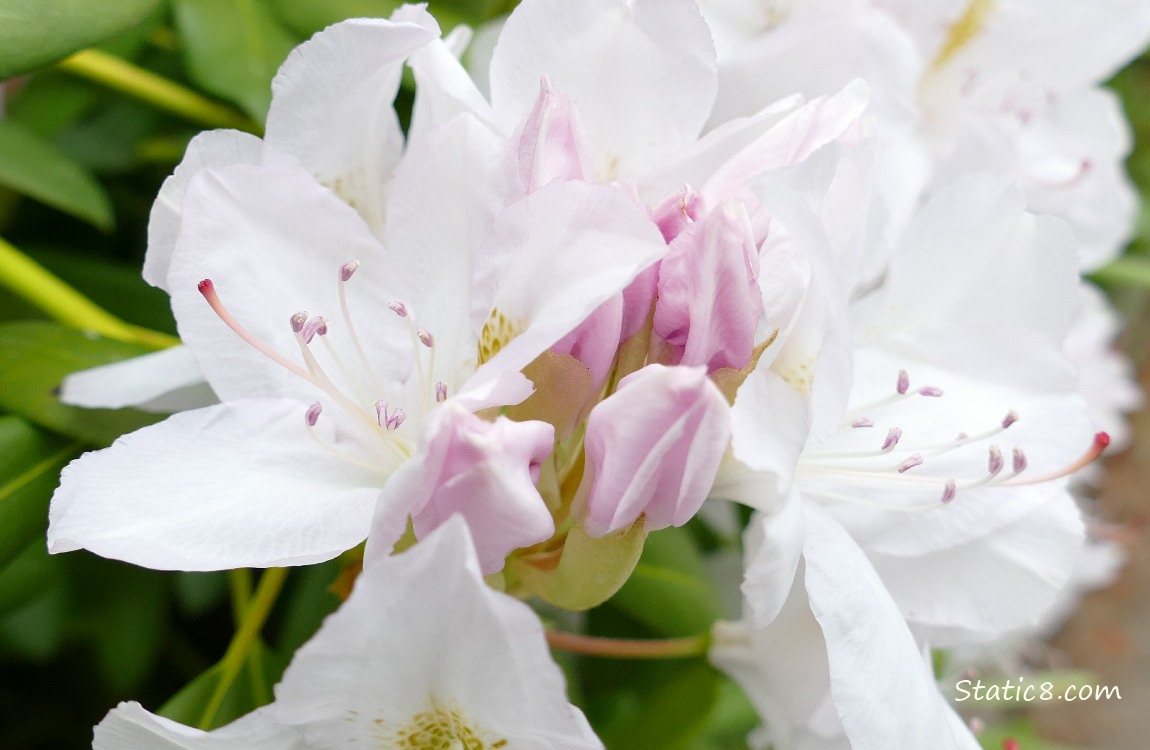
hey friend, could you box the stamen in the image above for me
[880,427,902,452]
[897,369,910,395]
[387,408,406,430]
[987,445,1004,476]
[290,311,308,333]
[375,399,389,428]
[918,386,943,397]
[301,315,329,344]
[1003,432,1109,485]
[336,260,384,397]
[1012,447,1027,474]
[851,418,874,428]
[197,279,314,383]
[340,259,360,282]
[897,453,923,473]
[940,479,957,504]
[305,401,323,427]
[388,301,408,317]
[1002,410,1019,429]
[435,381,447,403]
[417,329,434,348]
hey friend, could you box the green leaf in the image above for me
[0,321,165,446]
[266,0,404,36]
[0,0,162,78]
[610,525,724,637]
[174,0,298,122]
[0,542,63,616]
[0,119,114,229]
[599,660,723,750]
[274,559,343,656]
[0,416,81,569]
[159,645,288,728]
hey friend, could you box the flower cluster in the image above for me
[49,0,1148,747]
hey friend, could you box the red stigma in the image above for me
[198,278,215,295]
[1094,431,1111,450]
[1002,739,1020,750]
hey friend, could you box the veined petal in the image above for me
[265,13,440,234]
[740,493,805,629]
[801,506,978,749]
[49,399,390,570]
[145,129,273,290]
[167,161,410,404]
[489,0,717,179]
[60,344,215,413]
[276,517,603,749]
[407,32,497,140]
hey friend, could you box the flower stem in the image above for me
[545,629,711,659]
[0,235,180,349]
[57,49,261,134]
[199,567,288,729]
[228,569,271,707]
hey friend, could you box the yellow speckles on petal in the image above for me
[777,357,814,394]
[373,698,507,750]
[478,308,521,365]
[931,0,995,71]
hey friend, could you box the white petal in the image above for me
[274,517,603,748]
[801,506,977,749]
[60,345,215,413]
[489,0,717,179]
[730,367,809,495]
[740,495,805,628]
[167,161,410,404]
[49,400,387,570]
[407,36,497,139]
[869,490,1085,644]
[265,14,440,235]
[468,180,667,384]
[93,702,297,750]
[145,129,271,290]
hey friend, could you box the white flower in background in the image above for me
[701,0,1150,268]
[92,517,603,750]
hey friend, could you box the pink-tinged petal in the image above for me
[551,294,624,392]
[394,402,555,574]
[514,76,593,192]
[145,129,272,290]
[619,263,660,342]
[580,365,730,536]
[654,200,762,372]
[60,344,216,413]
[649,184,705,243]
[280,518,602,748]
[489,0,717,179]
[467,180,667,384]
[265,13,440,234]
[49,399,390,570]
[94,702,299,750]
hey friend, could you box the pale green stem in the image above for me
[199,567,288,729]
[57,49,261,134]
[0,235,180,349]
[228,570,270,707]
[545,629,712,659]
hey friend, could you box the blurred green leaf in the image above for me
[610,526,723,637]
[0,119,114,230]
[0,0,161,78]
[0,580,69,661]
[0,416,81,569]
[174,571,230,616]
[267,0,403,36]
[0,542,63,615]
[0,321,164,446]
[159,644,288,728]
[600,660,723,750]
[274,559,342,656]
[174,0,297,122]
[977,717,1086,750]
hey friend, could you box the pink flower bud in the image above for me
[653,201,762,372]
[409,403,556,573]
[516,76,592,192]
[580,364,731,536]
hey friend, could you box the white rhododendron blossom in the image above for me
[92,518,603,750]
[38,0,1146,746]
